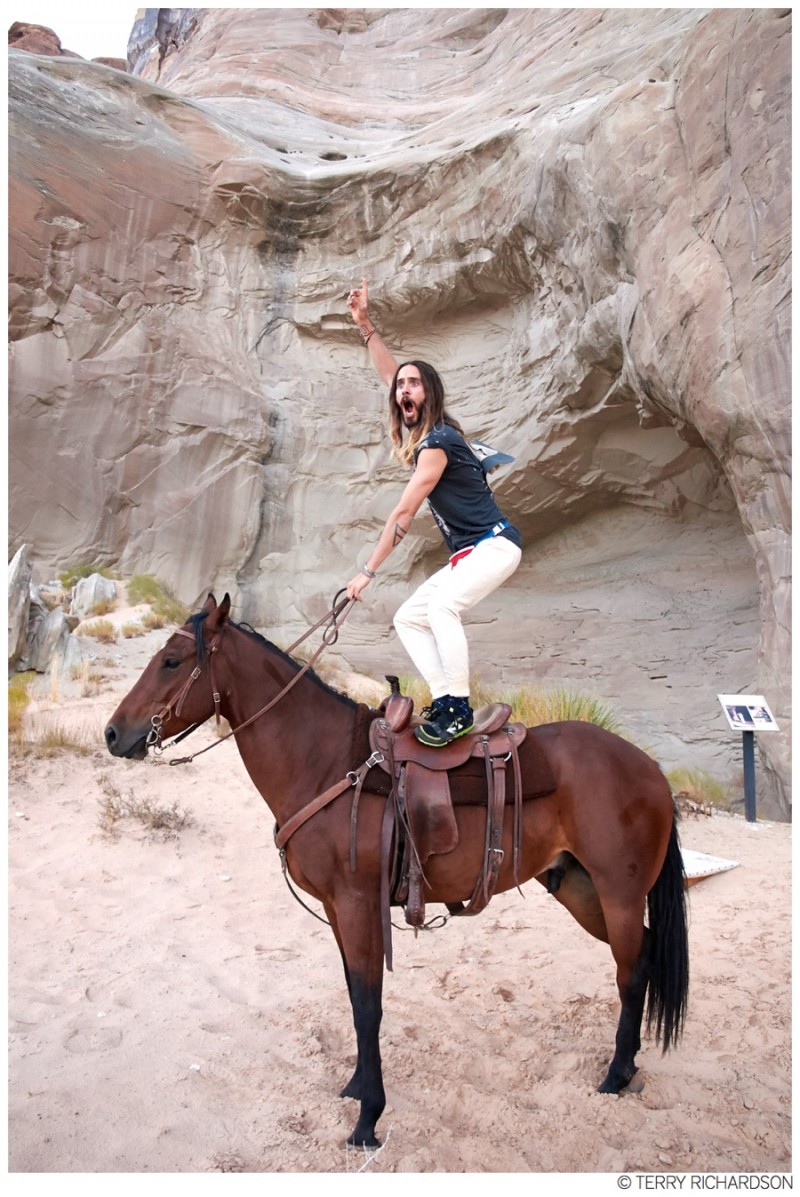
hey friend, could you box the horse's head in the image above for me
[105,592,231,760]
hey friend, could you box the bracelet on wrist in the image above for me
[359,323,376,344]
[361,564,377,579]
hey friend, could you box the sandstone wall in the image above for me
[8,9,790,815]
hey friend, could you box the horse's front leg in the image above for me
[326,895,386,1147]
[332,950,363,1101]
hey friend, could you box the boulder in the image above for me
[70,573,118,618]
[24,606,81,674]
[8,544,33,667]
[8,22,78,59]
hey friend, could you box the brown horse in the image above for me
[105,593,689,1148]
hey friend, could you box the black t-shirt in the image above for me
[415,423,522,554]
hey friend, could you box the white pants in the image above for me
[393,535,522,700]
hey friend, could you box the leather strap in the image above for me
[511,735,523,888]
[274,774,354,851]
[462,737,507,915]
[379,797,396,972]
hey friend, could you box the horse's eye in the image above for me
[162,657,181,670]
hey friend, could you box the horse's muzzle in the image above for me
[104,722,149,760]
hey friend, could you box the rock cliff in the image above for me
[8,9,790,816]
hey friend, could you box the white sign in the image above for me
[718,694,780,732]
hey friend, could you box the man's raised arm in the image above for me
[346,278,399,387]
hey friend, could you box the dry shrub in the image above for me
[97,774,194,838]
[141,610,167,630]
[89,597,118,617]
[70,659,107,696]
[17,715,98,759]
[667,767,732,810]
[77,619,117,644]
[121,622,147,638]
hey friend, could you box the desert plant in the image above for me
[8,672,35,750]
[121,621,147,638]
[500,685,622,733]
[97,774,194,837]
[49,656,61,702]
[77,619,117,644]
[127,575,188,625]
[667,767,731,809]
[18,715,98,758]
[59,564,117,590]
[88,597,118,617]
[141,610,167,630]
[71,659,107,696]
[380,675,622,732]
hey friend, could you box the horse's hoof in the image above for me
[598,1063,638,1094]
[597,1078,619,1094]
[347,1131,381,1149]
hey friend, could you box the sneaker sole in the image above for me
[414,722,474,747]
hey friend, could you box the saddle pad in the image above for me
[446,728,557,806]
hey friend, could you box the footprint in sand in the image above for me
[65,1025,123,1053]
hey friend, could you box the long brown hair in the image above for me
[388,360,464,467]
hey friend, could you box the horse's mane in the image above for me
[185,609,357,709]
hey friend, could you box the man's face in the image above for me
[395,366,427,428]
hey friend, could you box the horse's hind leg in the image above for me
[597,902,649,1093]
[537,859,648,1092]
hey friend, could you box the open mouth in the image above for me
[401,398,417,419]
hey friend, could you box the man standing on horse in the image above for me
[344,279,522,746]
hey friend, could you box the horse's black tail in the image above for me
[646,812,689,1051]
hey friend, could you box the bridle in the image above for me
[146,593,356,766]
[145,625,225,757]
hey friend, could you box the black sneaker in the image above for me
[415,698,474,747]
[418,697,446,722]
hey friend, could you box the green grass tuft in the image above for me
[8,672,35,748]
[127,575,188,625]
[383,675,622,732]
[59,564,117,590]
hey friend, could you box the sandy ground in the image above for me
[8,616,792,1178]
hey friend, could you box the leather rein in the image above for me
[146,593,358,768]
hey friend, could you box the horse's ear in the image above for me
[205,592,231,631]
[202,593,216,613]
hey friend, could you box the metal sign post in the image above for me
[741,730,757,822]
[717,694,780,823]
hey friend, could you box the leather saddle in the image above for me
[368,680,533,938]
